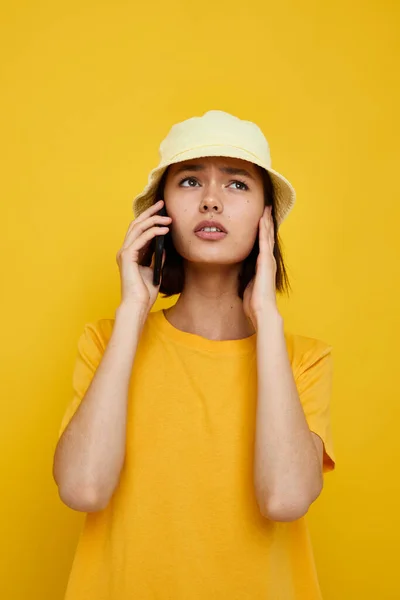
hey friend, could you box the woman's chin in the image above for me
[175,239,253,265]
[182,251,249,267]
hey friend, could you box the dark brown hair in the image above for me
[151,165,292,299]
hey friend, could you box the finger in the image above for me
[150,248,167,270]
[126,206,164,237]
[134,200,165,225]
[123,200,166,242]
[264,206,272,224]
[263,205,272,222]
[128,225,169,254]
[264,207,275,247]
[258,216,269,252]
[269,222,275,250]
[122,214,171,250]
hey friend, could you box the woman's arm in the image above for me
[253,308,323,522]
[53,302,148,512]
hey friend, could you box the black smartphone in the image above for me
[152,202,168,286]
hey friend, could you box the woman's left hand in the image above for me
[243,205,279,330]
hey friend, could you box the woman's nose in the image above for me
[201,200,220,211]
[200,185,223,212]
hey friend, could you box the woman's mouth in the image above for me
[194,228,227,241]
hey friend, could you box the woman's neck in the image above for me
[163,289,255,342]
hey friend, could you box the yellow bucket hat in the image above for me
[132,110,296,227]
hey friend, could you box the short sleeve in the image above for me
[295,340,336,473]
[57,320,110,440]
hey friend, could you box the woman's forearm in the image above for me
[53,302,148,512]
[253,308,322,521]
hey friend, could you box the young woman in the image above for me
[53,110,336,599]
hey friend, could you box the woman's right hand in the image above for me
[116,200,172,313]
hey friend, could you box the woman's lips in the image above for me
[194,230,227,241]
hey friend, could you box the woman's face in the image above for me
[163,156,265,265]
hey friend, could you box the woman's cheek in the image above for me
[232,237,257,261]
[170,226,191,257]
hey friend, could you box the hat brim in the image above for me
[132,145,296,227]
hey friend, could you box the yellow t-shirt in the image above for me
[58,308,336,600]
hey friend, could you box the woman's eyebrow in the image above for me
[173,164,256,180]
[173,164,205,175]
[219,166,256,181]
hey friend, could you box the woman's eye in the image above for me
[180,177,199,187]
[229,180,249,191]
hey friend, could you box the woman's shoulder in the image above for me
[76,317,116,350]
[81,310,160,345]
[284,328,333,368]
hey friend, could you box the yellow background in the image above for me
[1,1,399,598]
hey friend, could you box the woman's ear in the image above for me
[158,199,168,218]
